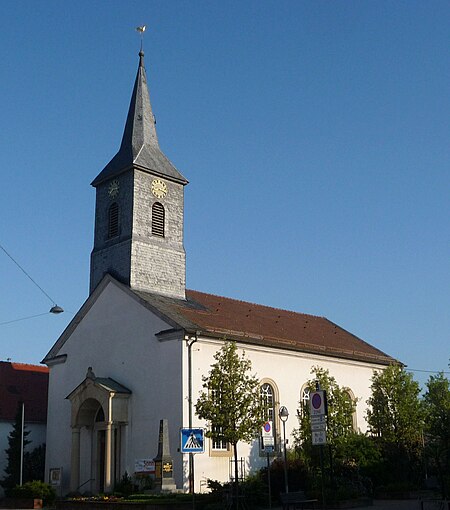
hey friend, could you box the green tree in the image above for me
[294,367,375,501]
[23,444,46,483]
[423,372,450,498]
[0,404,31,493]
[195,341,265,506]
[295,366,357,456]
[366,364,424,486]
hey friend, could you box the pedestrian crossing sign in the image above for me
[180,428,205,453]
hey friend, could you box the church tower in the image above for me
[90,51,188,299]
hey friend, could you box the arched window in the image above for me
[343,388,358,431]
[299,383,311,416]
[152,202,165,237]
[299,383,358,434]
[108,202,119,238]
[261,383,275,422]
[260,381,278,452]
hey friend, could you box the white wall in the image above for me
[46,282,385,495]
[45,281,184,495]
[182,337,384,491]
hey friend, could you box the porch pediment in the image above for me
[66,367,131,427]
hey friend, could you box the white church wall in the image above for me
[141,333,184,488]
[45,360,72,490]
[47,295,384,495]
[79,426,92,492]
[45,281,184,495]
[184,337,384,491]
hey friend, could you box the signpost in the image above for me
[310,387,328,507]
[310,390,326,415]
[181,428,205,510]
[311,415,326,430]
[309,390,327,445]
[181,428,205,454]
[262,421,274,449]
[261,421,274,508]
[312,429,327,445]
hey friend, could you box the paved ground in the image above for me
[268,500,448,510]
[350,500,422,509]
[346,500,448,510]
[7,500,450,510]
[367,501,448,510]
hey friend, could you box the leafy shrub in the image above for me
[375,481,417,495]
[133,473,154,491]
[23,445,46,483]
[113,472,136,497]
[11,480,56,505]
[260,457,309,497]
[206,475,270,509]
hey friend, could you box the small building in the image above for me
[43,50,396,495]
[0,361,48,497]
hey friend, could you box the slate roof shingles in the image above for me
[134,288,396,365]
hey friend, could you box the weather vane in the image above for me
[136,25,146,51]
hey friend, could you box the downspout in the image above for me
[185,332,198,494]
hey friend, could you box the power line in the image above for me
[406,367,450,375]
[0,243,58,305]
[0,309,73,327]
[0,242,63,316]
[0,313,51,326]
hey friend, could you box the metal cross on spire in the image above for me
[136,25,146,51]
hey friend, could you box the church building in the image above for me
[43,50,396,495]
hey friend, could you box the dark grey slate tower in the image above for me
[90,51,188,299]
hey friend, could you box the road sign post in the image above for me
[262,421,275,449]
[180,428,205,510]
[309,390,327,445]
[181,428,205,454]
[309,388,328,506]
[261,421,275,509]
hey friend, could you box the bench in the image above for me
[280,491,318,510]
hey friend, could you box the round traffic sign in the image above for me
[312,393,322,410]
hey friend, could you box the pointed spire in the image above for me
[92,52,187,187]
[119,49,159,153]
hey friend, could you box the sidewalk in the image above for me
[345,499,448,510]
[268,500,430,510]
[351,500,422,509]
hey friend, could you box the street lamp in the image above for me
[279,405,289,494]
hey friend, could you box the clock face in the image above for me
[151,179,168,199]
[108,179,120,198]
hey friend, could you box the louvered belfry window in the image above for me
[108,202,119,238]
[152,202,165,237]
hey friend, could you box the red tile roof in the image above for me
[0,362,49,423]
[179,290,395,364]
[44,276,397,367]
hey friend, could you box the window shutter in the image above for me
[108,202,119,238]
[152,202,165,237]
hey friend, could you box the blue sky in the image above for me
[0,1,448,388]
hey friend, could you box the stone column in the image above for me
[154,419,177,492]
[70,427,81,492]
[105,422,113,492]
